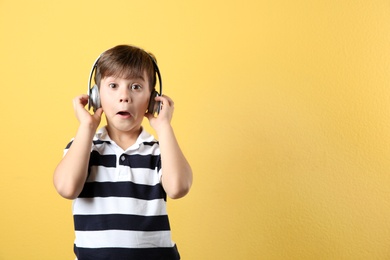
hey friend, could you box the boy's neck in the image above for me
[106,126,142,151]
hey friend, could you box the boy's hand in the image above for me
[145,95,174,133]
[73,94,103,130]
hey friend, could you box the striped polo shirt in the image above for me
[65,127,180,260]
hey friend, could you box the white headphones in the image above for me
[87,49,162,114]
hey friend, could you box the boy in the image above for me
[53,45,193,260]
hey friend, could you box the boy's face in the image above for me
[99,70,151,135]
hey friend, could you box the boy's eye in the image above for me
[131,84,142,90]
[109,83,117,88]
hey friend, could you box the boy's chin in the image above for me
[107,122,142,134]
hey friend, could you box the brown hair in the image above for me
[94,45,157,91]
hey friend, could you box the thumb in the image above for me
[93,108,103,120]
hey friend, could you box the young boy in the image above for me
[53,45,193,260]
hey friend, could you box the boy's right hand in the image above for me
[73,94,103,129]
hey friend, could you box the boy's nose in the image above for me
[119,89,132,103]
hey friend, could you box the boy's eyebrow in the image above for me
[106,74,146,81]
[134,75,146,81]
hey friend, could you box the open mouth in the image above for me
[117,111,131,117]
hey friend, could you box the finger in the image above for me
[73,95,88,106]
[158,95,174,107]
[80,95,89,106]
[93,108,104,119]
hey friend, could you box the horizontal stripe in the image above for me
[89,151,116,168]
[74,230,174,248]
[92,139,112,146]
[74,244,179,260]
[73,197,167,216]
[86,166,118,182]
[65,141,73,150]
[119,154,161,170]
[127,141,160,155]
[74,214,170,231]
[78,181,166,200]
[143,141,159,147]
[88,151,161,170]
[87,166,161,185]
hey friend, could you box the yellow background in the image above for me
[1,0,390,259]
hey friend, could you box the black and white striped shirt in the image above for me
[65,127,180,260]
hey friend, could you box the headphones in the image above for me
[87,49,162,115]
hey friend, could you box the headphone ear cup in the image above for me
[89,84,101,112]
[148,90,160,115]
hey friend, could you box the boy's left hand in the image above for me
[145,94,174,132]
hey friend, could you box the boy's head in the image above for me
[94,45,157,92]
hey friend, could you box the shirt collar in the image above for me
[95,126,155,150]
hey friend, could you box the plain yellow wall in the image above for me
[1,0,390,259]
